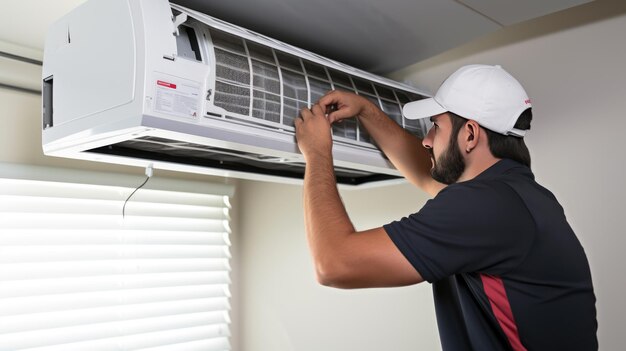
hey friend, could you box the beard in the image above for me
[429,138,466,185]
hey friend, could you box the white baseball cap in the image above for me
[403,64,532,137]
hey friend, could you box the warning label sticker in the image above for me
[154,74,201,119]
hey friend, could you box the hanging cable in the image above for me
[122,165,153,219]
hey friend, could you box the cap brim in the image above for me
[402,97,447,120]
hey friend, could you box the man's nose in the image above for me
[422,127,434,149]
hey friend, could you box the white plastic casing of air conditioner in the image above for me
[42,0,431,187]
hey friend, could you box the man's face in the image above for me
[422,114,466,185]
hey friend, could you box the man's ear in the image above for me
[464,120,481,153]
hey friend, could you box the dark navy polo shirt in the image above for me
[384,159,597,351]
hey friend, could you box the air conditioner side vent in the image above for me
[42,76,54,130]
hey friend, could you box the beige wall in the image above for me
[236,180,439,350]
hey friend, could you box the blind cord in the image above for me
[122,165,153,219]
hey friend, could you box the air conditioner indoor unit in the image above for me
[42,0,431,187]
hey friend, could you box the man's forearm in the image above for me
[303,152,355,282]
[357,102,410,147]
[302,151,424,288]
[357,103,436,192]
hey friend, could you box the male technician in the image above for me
[294,64,597,350]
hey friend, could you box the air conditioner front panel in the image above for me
[42,0,136,127]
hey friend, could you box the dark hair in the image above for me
[448,109,532,168]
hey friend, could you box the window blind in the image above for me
[0,164,234,351]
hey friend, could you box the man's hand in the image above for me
[318,90,375,124]
[295,104,333,161]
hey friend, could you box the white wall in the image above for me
[238,0,626,349]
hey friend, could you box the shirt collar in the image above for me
[473,158,533,181]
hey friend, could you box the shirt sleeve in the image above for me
[384,181,536,283]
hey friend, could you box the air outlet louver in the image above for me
[200,26,429,146]
[42,0,431,187]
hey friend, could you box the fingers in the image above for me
[311,103,325,117]
[318,90,362,123]
[300,88,362,124]
[318,90,338,111]
[328,108,357,124]
[298,106,312,121]
[299,104,326,121]
[296,105,321,134]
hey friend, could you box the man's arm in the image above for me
[295,104,423,288]
[319,90,445,197]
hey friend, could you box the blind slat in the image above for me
[20,332,230,351]
[0,260,231,281]
[1,288,230,316]
[136,337,231,351]
[0,245,230,263]
[0,214,231,232]
[0,273,230,298]
[0,230,230,246]
[1,321,230,350]
[1,305,230,335]
[0,196,230,220]
[0,180,232,206]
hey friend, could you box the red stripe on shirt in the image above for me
[480,274,528,351]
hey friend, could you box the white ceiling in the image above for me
[0,0,593,74]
